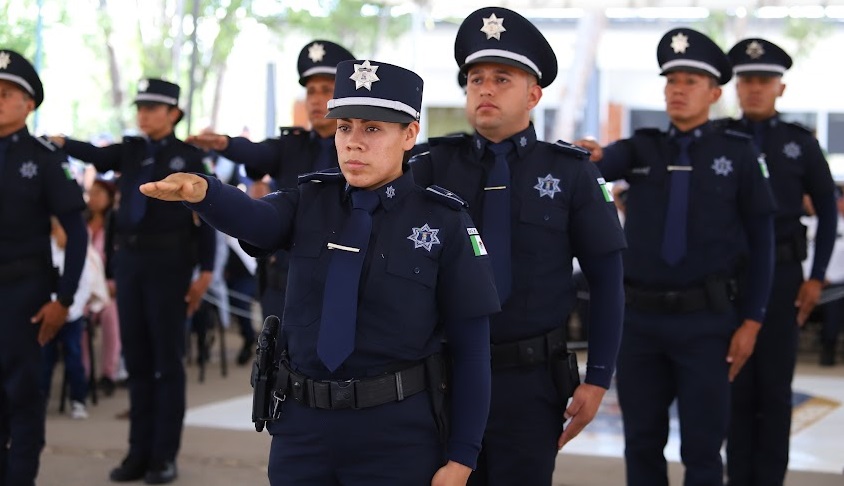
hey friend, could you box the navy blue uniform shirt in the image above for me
[410,124,627,387]
[597,122,777,318]
[223,128,336,185]
[64,133,215,271]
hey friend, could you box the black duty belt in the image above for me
[491,327,567,370]
[624,277,736,314]
[0,256,54,285]
[117,230,191,251]
[281,361,427,410]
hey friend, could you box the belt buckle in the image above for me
[517,340,539,365]
[329,379,357,410]
[662,291,681,311]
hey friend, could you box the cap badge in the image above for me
[350,60,380,91]
[0,51,10,70]
[138,79,149,92]
[671,32,689,54]
[480,13,506,40]
[745,40,765,60]
[308,42,326,63]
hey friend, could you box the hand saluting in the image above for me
[139,172,209,203]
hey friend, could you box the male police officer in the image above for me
[0,48,88,486]
[579,28,776,485]
[411,8,626,485]
[723,38,837,486]
[187,40,354,339]
[51,79,215,484]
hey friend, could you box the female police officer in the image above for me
[141,60,500,485]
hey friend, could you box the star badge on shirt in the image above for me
[745,40,765,59]
[783,141,802,159]
[534,174,562,199]
[671,33,689,54]
[711,156,733,176]
[385,186,396,199]
[350,60,380,90]
[407,223,441,252]
[169,156,186,171]
[19,161,38,179]
[308,42,326,63]
[480,13,506,40]
[0,51,10,70]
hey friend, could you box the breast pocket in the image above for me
[283,231,330,328]
[516,199,568,255]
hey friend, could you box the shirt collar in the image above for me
[472,123,538,160]
[741,113,779,129]
[3,126,30,145]
[343,165,415,212]
[667,120,713,140]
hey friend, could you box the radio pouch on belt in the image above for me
[549,350,581,405]
[424,352,451,444]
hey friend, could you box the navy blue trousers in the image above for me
[40,317,88,403]
[468,365,564,486]
[617,307,735,486]
[727,263,802,486]
[267,392,443,485]
[115,248,193,463]
[0,275,52,486]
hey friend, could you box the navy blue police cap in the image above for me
[325,60,423,124]
[0,49,44,108]
[134,78,181,107]
[297,40,355,86]
[657,27,732,85]
[454,7,557,88]
[727,38,793,77]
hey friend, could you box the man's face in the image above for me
[305,75,336,137]
[0,80,34,135]
[136,103,179,140]
[464,62,541,142]
[663,71,721,128]
[334,118,418,190]
[735,74,784,121]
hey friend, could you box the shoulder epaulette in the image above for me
[782,120,814,135]
[552,140,590,159]
[122,135,144,144]
[633,127,663,137]
[35,135,57,152]
[279,126,307,137]
[424,185,468,210]
[711,117,738,129]
[408,151,430,165]
[427,133,472,147]
[297,168,344,185]
[723,129,753,141]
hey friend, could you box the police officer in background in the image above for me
[579,28,776,485]
[141,59,500,485]
[411,8,627,485]
[0,49,88,486]
[51,79,215,484]
[187,40,355,329]
[722,38,837,486]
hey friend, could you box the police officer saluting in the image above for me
[579,28,776,485]
[141,60,500,485]
[186,40,355,345]
[0,48,88,486]
[722,38,838,486]
[51,79,215,484]
[411,7,627,485]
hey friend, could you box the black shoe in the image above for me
[110,455,148,482]
[144,460,178,484]
[820,341,836,366]
[236,342,253,366]
[99,377,116,397]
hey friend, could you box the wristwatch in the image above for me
[57,294,74,308]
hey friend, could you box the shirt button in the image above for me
[413,267,421,274]
[543,215,551,221]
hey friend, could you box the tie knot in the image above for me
[674,135,693,150]
[487,141,513,157]
[351,189,380,214]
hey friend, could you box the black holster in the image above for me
[424,352,451,444]
[548,350,581,405]
[251,317,282,432]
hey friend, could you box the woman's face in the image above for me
[334,118,419,190]
[87,182,113,213]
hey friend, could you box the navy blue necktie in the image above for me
[317,189,380,372]
[121,141,159,229]
[661,135,694,266]
[751,121,766,153]
[313,137,335,171]
[483,141,513,302]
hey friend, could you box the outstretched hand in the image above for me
[139,172,209,203]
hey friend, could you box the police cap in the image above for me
[297,40,355,87]
[326,60,422,124]
[0,49,44,108]
[134,78,181,107]
[454,7,557,88]
[728,38,792,77]
[657,27,732,85]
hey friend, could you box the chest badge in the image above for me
[407,223,441,252]
[19,161,38,179]
[783,141,802,160]
[534,173,561,199]
[711,156,733,177]
[385,186,396,199]
[169,156,186,171]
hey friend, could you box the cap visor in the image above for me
[461,56,541,82]
[660,66,720,82]
[325,105,416,123]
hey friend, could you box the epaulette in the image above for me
[552,140,590,159]
[711,117,738,130]
[782,120,814,135]
[633,127,663,137]
[723,129,753,141]
[122,135,145,144]
[424,185,468,210]
[35,135,57,152]
[279,126,307,137]
[297,168,344,185]
[427,132,472,147]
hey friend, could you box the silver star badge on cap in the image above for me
[350,60,380,90]
[0,51,10,70]
[138,79,149,92]
[671,33,689,54]
[480,13,506,40]
[308,42,326,63]
[745,40,765,59]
